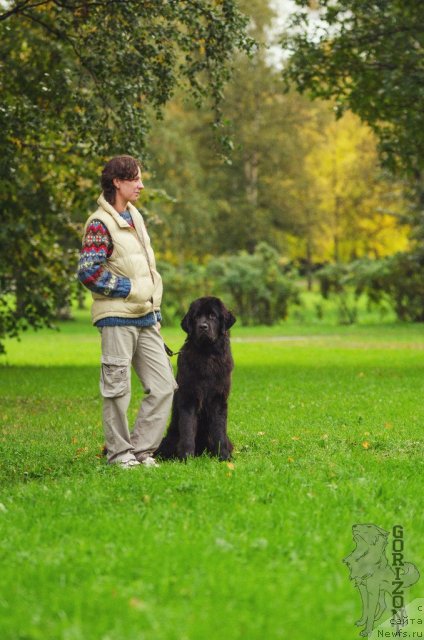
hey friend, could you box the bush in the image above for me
[156,260,207,325]
[158,244,299,326]
[317,250,424,324]
[316,263,359,325]
[206,242,299,326]
[354,251,424,322]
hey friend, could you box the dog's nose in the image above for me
[199,322,208,330]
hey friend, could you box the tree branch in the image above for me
[0,0,124,22]
[0,0,51,22]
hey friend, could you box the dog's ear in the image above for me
[219,306,236,333]
[374,525,389,538]
[181,310,192,334]
[181,301,198,334]
[224,309,236,330]
[366,525,388,547]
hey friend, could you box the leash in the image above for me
[164,343,182,358]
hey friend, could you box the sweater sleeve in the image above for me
[77,220,131,298]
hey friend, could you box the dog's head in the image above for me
[351,524,389,549]
[344,524,389,580]
[181,297,236,344]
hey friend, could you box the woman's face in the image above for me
[114,169,144,204]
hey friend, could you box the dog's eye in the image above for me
[209,313,216,319]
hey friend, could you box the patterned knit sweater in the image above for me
[77,210,161,327]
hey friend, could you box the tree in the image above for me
[146,48,409,274]
[304,111,409,263]
[145,0,308,259]
[281,1,424,176]
[0,0,252,351]
[1,0,252,156]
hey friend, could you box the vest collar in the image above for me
[96,193,138,228]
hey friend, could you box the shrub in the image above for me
[206,242,299,326]
[354,251,424,322]
[156,260,206,325]
[316,263,359,325]
[317,251,424,323]
[158,244,298,326]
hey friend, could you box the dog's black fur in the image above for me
[156,296,236,461]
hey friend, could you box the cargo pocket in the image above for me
[100,355,130,398]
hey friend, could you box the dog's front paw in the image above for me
[218,449,232,461]
[177,444,195,461]
[355,619,366,627]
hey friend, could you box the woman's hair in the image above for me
[101,155,141,204]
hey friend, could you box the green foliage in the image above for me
[0,163,80,353]
[147,5,410,268]
[0,0,252,352]
[282,0,424,175]
[207,242,299,325]
[156,260,208,326]
[317,252,424,323]
[147,0,329,260]
[158,243,298,327]
[354,252,424,322]
[316,263,359,325]
[1,0,253,157]
[283,0,424,321]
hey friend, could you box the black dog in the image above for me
[156,297,236,461]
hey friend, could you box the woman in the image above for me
[78,155,177,468]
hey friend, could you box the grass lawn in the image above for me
[1,301,423,640]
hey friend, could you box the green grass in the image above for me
[1,301,424,640]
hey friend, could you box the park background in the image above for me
[1,1,423,639]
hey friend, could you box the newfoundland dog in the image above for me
[156,297,236,461]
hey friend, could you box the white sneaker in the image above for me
[117,459,141,469]
[141,456,160,468]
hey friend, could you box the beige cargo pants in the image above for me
[99,325,177,464]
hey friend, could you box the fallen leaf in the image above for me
[362,441,370,449]
[129,597,146,610]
